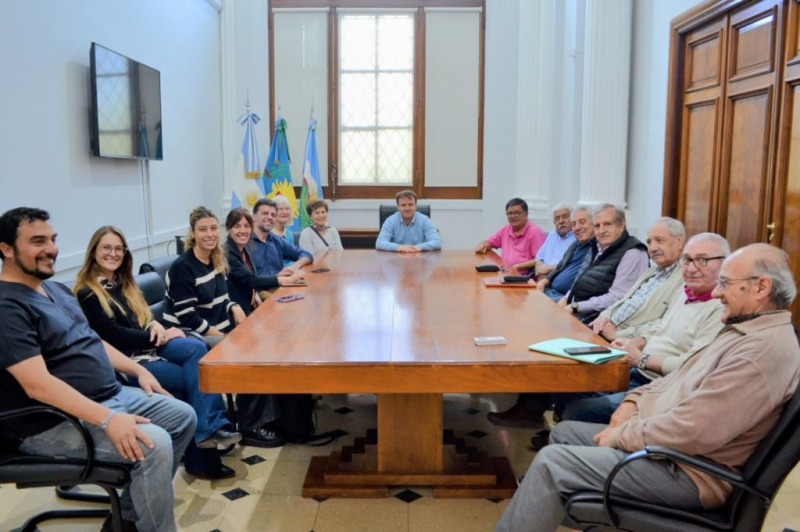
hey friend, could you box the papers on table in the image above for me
[528,338,626,365]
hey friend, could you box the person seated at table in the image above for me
[536,207,595,302]
[250,198,313,276]
[376,190,441,253]
[558,232,729,426]
[272,195,297,268]
[496,243,799,532]
[74,225,240,480]
[475,198,546,274]
[588,216,686,341]
[298,200,343,256]
[508,232,728,442]
[0,207,196,532]
[164,206,285,448]
[531,203,575,280]
[559,203,649,324]
[224,207,305,313]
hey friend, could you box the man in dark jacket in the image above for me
[536,207,595,302]
[560,203,649,324]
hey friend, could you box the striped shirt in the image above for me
[164,250,236,334]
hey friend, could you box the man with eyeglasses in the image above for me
[0,208,196,532]
[556,232,729,425]
[497,243,800,532]
[475,197,546,274]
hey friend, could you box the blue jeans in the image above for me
[147,337,230,442]
[20,386,196,532]
[560,368,651,424]
[544,286,565,302]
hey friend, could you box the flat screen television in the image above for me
[90,43,162,160]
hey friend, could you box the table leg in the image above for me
[302,393,518,499]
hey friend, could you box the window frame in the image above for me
[268,0,485,200]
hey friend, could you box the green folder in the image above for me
[528,338,626,365]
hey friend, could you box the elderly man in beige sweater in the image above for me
[496,243,800,532]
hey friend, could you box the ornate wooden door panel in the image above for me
[717,0,782,250]
[774,0,800,326]
[678,18,728,237]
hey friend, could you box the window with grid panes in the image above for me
[269,0,484,200]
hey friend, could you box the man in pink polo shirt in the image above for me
[475,198,546,274]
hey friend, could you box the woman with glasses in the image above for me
[298,200,343,256]
[74,225,240,479]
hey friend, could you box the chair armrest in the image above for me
[643,446,770,505]
[601,445,770,528]
[0,406,96,482]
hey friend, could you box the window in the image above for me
[270,0,484,200]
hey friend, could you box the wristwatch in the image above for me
[637,353,650,371]
[570,302,580,312]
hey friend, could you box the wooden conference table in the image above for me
[200,250,628,498]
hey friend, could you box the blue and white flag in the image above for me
[231,111,265,210]
[300,119,324,229]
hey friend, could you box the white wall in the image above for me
[626,0,704,235]
[0,0,223,281]
[0,0,707,267]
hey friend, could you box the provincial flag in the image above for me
[263,118,301,233]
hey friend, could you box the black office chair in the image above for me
[134,271,239,434]
[0,406,131,532]
[138,255,179,281]
[378,204,431,228]
[563,385,800,531]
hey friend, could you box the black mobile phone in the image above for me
[503,275,530,283]
[311,268,330,273]
[275,295,305,303]
[476,264,500,272]
[564,346,612,355]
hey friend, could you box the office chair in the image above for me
[138,254,179,281]
[378,204,431,228]
[0,406,131,532]
[563,384,800,531]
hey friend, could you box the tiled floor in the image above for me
[2,393,799,531]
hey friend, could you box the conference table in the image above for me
[199,250,628,498]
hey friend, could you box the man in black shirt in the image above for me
[0,207,196,532]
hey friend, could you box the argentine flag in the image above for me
[231,111,265,210]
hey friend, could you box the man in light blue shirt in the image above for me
[376,190,441,252]
[533,202,576,280]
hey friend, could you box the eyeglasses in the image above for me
[716,276,759,290]
[506,211,525,218]
[680,255,725,268]
[99,245,127,255]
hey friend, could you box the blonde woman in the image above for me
[164,206,285,448]
[75,225,240,479]
[272,195,295,246]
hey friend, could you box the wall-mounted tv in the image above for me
[90,43,162,160]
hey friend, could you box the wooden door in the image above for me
[716,0,783,250]
[774,0,800,325]
[676,18,729,238]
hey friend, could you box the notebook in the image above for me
[528,338,626,364]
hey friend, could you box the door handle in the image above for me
[766,223,776,243]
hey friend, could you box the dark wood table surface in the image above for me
[200,250,628,498]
